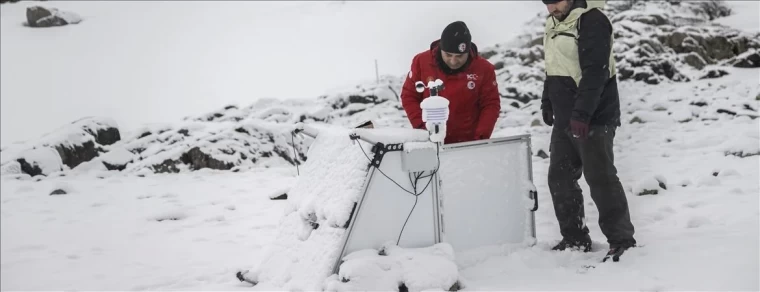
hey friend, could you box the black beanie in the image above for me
[542,0,562,4]
[440,21,471,54]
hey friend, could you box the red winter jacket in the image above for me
[400,40,501,144]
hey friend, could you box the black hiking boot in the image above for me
[552,236,592,252]
[602,242,636,262]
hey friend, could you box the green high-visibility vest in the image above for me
[543,0,616,86]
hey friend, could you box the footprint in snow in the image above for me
[687,216,711,228]
[652,206,676,221]
[151,210,188,222]
[683,201,703,208]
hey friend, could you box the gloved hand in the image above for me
[542,108,554,126]
[570,119,589,139]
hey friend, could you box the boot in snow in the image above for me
[602,243,636,262]
[552,236,592,252]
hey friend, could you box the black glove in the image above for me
[542,108,554,126]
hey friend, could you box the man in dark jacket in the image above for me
[540,0,636,260]
[400,21,501,144]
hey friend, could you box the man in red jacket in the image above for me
[400,21,501,144]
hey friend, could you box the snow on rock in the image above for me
[0,117,120,177]
[239,124,372,291]
[106,120,309,175]
[324,243,460,292]
[15,147,64,177]
[99,147,135,171]
[25,6,82,28]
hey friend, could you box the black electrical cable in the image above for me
[356,141,417,196]
[354,140,441,247]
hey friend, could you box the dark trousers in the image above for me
[547,125,636,247]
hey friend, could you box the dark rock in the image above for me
[726,151,759,158]
[89,127,120,146]
[54,141,98,169]
[637,189,658,196]
[50,189,67,195]
[179,147,234,171]
[699,69,728,79]
[348,95,378,104]
[102,161,128,171]
[499,86,538,103]
[235,127,249,135]
[536,149,549,159]
[17,158,44,177]
[690,101,708,107]
[25,6,80,28]
[271,193,287,200]
[732,51,760,68]
[224,105,238,110]
[683,52,706,69]
[630,116,644,124]
[712,171,719,177]
[493,61,505,70]
[152,159,180,173]
[138,131,152,139]
[299,114,326,123]
[717,109,737,116]
[177,129,190,137]
[346,108,366,116]
[355,120,374,129]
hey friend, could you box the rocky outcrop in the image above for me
[0,117,120,177]
[479,0,759,102]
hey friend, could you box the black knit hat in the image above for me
[542,0,562,4]
[440,21,471,54]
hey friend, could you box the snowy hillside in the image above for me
[1,0,759,291]
[3,0,758,179]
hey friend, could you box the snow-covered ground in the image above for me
[1,169,295,290]
[2,68,758,290]
[2,0,759,291]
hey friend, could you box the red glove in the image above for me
[570,119,589,139]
